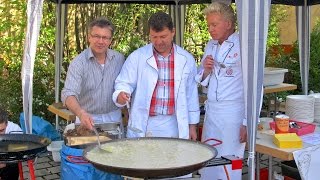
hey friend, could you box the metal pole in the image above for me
[174,1,181,46]
[268,156,273,180]
[54,1,66,130]
[256,152,260,180]
[303,0,310,95]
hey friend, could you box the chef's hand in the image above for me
[117,91,131,105]
[189,124,198,141]
[202,55,215,79]
[239,125,247,143]
[79,109,94,130]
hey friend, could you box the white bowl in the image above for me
[264,67,288,86]
[47,140,64,162]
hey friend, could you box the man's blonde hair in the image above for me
[203,2,236,29]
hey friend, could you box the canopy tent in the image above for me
[235,1,271,179]
[22,0,319,180]
[22,0,44,134]
[50,0,320,5]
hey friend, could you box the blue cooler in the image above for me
[60,144,123,180]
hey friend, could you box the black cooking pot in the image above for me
[0,134,51,162]
[83,137,217,179]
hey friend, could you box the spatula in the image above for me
[126,101,143,133]
[92,126,111,153]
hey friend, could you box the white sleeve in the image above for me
[195,69,211,87]
[113,52,138,107]
[112,90,127,107]
[242,118,247,126]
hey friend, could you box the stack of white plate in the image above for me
[285,95,315,123]
[309,93,320,123]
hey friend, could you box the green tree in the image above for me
[0,1,57,123]
[184,4,210,63]
[0,0,27,122]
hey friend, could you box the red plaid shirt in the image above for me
[149,48,175,116]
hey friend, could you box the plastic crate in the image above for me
[281,161,301,180]
[269,120,315,136]
[264,67,288,86]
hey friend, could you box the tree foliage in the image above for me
[267,5,287,48]
[184,4,210,64]
[267,19,320,95]
[0,0,27,122]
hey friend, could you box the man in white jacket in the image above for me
[113,12,200,140]
[195,2,247,180]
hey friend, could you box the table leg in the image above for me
[18,162,24,180]
[256,152,260,180]
[274,92,278,117]
[27,160,36,180]
[268,155,273,180]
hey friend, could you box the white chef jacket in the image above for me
[195,32,246,180]
[113,43,200,139]
[195,32,244,103]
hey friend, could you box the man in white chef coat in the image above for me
[195,2,247,180]
[113,12,200,140]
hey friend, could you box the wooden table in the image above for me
[256,132,314,160]
[264,83,297,94]
[48,102,129,125]
[255,126,319,180]
[257,83,297,180]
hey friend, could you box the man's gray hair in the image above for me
[88,17,115,36]
[203,2,236,29]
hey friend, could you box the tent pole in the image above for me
[303,0,310,95]
[173,1,181,46]
[54,2,66,130]
[22,0,44,134]
[180,4,185,47]
[236,0,270,179]
[297,0,310,95]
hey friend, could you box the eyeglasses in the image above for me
[90,34,112,41]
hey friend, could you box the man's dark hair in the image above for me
[148,12,174,32]
[0,108,8,124]
[88,17,115,36]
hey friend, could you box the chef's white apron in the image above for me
[199,100,245,180]
[126,114,179,138]
[145,114,179,138]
